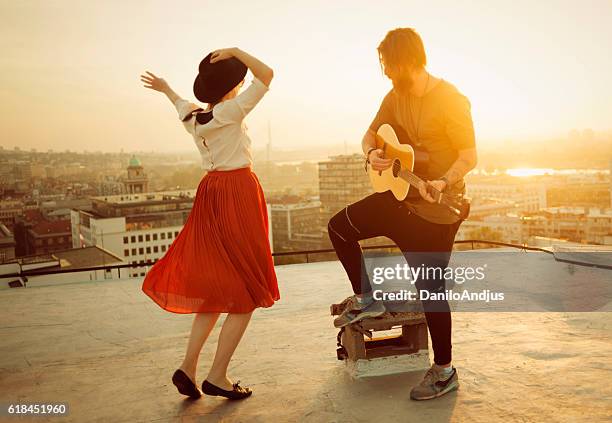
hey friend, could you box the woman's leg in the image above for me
[206,312,253,389]
[179,312,220,383]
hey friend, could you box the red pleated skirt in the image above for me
[141,167,280,313]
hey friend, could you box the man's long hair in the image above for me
[377,28,427,72]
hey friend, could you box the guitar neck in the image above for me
[398,168,453,207]
[398,168,425,190]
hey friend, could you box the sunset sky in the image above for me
[1,0,611,154]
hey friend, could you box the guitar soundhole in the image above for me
[392,159,401,178]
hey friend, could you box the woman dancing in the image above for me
[140,47,278,400]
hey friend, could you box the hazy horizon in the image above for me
[2,0,612,153]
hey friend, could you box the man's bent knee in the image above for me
[328,208,358,243]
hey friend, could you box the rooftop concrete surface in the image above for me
[0,256,611,422]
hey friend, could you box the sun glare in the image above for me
[506,168,555,177]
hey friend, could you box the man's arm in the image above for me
[443,148,478,186]
[419,148,477,203]
[362,129,392,171]
[363,90,395,171]
[362,129,376,155]
[419,88,477,202]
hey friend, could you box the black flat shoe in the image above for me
[172,369,202,399]
[201,379,252,400]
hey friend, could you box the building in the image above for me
[522,206,612,244]
[98,175,125,196]
[12,210,41,256]
[0,223,16,263]
[467,182,546,213]
[468,199,522,220]
[457,214,523,245]
[546,181,610,209]
[522,207,588,242]
[71,190,196,278]
[39,198,91,221]
[122,155,149,194]
[318,154,388,248]
[0,199,23,229]
[25,219,72,256]
[459,206,612,246]
[14,161,32,182]
[270,200,322,257]
[585,208,612,245]
[12,207,73,257]
[318,154,373,229]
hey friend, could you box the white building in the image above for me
[72,190,275,278]
[71,190,197,278]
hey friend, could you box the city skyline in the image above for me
[1,3,611,421]
[1,0,612,153]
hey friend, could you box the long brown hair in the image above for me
[377,28,427,73]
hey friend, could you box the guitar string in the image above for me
[385,159,460,211]
[393,164,457,207]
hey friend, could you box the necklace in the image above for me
[408,73,430,144]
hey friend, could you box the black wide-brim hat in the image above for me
[193,52,247,104]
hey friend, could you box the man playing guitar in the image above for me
[328,27,477,401]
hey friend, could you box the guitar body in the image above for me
[369,124,415,201]
[367,123,471,221]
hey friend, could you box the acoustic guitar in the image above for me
[367,124,471,220]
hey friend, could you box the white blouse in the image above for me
[174,77,269,171]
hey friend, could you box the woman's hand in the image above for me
[217,48,274,86]
[140,71,169,92]
[368,149,393,171]
[210,48,237,63]
[140,71,181,104]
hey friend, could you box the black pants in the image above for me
[328,191,462,365]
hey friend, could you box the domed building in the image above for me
[123,155,149,194]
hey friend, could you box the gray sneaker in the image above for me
[410,364,459,401]
[333,308,361,328]
[348,294,376,310]
[347,300,386,325]
[333,295,376,328]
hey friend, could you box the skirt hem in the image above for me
[142,286,279,314]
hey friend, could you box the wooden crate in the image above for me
[332,297,430,376]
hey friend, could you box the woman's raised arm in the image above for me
[210,48,274,87]
[140,71,182,104]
